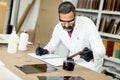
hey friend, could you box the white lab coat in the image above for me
[44,16,105,71]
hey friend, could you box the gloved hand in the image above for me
[80,47,93,62]
[35,46,48,56]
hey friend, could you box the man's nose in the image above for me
[64,23,70,27]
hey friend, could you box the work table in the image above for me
[0,45,113,80]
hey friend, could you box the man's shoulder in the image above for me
[76,16,95,26]
[53,23,62,31]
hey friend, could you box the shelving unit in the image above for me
[64,0,120,40]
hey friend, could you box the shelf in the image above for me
[99,32,120,40]
[76,8,99,14]
[102,11,120,16]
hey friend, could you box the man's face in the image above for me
[59,11,75,31]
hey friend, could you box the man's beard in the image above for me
[62,24,75,31]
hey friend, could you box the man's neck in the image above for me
[68,29,73,37]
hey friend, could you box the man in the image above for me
[36,1,105,71]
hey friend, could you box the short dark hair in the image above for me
[58,1,76,15]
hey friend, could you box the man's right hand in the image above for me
[35,46,48,56]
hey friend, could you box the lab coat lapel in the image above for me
[71,25,79,40]
[60,30,72,49]
[62,29,78,53]
[62,30,71,42]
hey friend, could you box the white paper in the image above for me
[28,53,64,66]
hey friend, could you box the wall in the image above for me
[35,0,62,47]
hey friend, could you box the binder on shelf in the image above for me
[86,0,91,9]
[116,21,120,35]
[77,0,100,10]
[92,0,96,10]
[110,0,116,11]
[106,40,115,57]
[114,0,120,11]
[106,19,116,34]
[103,0,111,11]
[112,42,120,57]
[99,17,107,32]
[82,0,87,9]
[90,0,93,9]
[77,0,83,8]
[91,0,100,10]
[96,0,100,10]
[117,31,120,35]
[102,0,107,10]
[103,39,120,57]
[115,49,120,58]
[77,0,87,9]
[106,0,111,11]
[116,27,120,35]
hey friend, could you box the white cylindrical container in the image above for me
[7,30,19,53]
[18,31,29,51]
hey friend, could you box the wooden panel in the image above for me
[0,0,8,33]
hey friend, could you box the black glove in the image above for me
[35,46,48,56]
[80,47,93,62]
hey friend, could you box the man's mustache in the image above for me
[62,26,73,31]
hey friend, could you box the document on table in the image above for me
[28,53,65,66]
[0,61,22,80]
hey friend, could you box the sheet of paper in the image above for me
[28,53,65,66]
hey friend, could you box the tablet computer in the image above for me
[15,64,58,74]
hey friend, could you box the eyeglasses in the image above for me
[59,18,75,25]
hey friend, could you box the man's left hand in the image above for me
[80,47,93,62]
